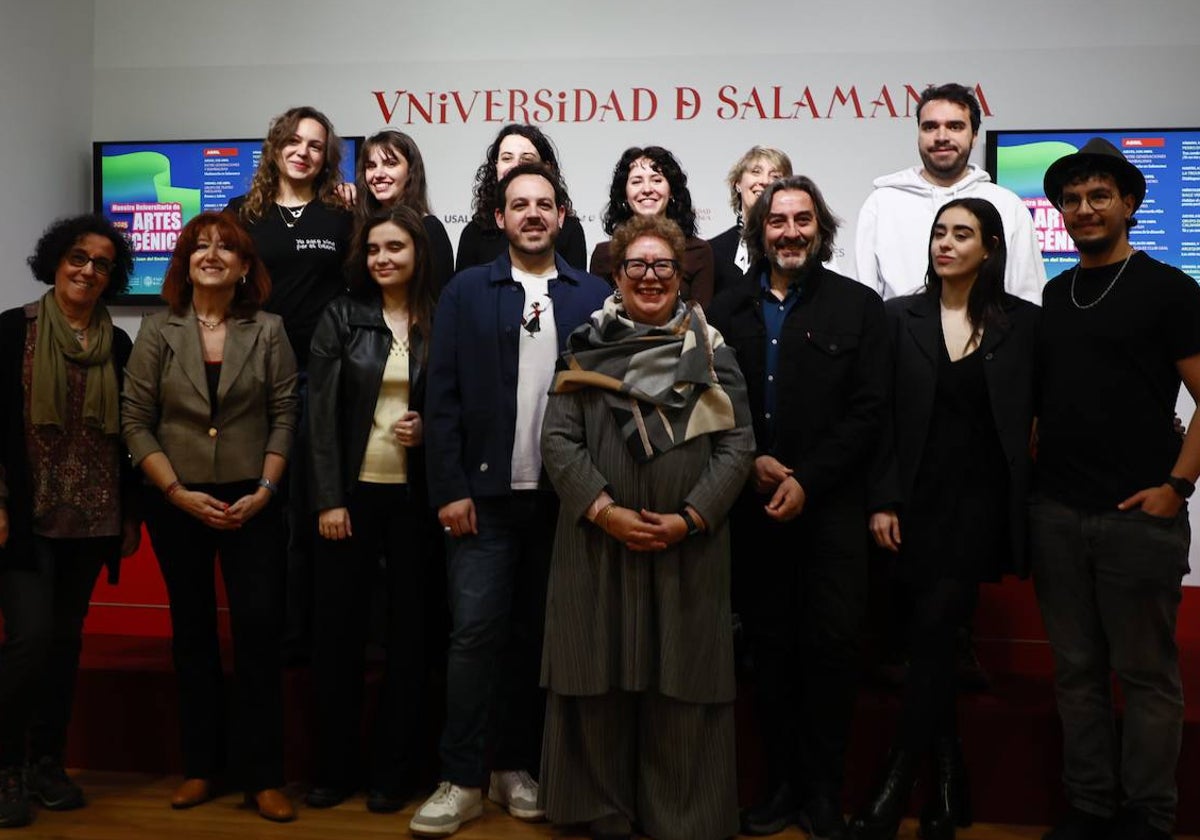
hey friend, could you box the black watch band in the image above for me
[1166,475,1195,500]
[678,508,701,537]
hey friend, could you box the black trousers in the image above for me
[143,481,285,793]
[894,578,978,751]
[310,481,435,794]
[735,497,868,801]
[0,536,109,767]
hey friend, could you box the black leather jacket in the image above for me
[307,294,428,513]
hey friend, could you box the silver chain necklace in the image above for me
[276,201,310,229]
[1070,249,1136,310]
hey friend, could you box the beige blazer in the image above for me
[122,308,299,485]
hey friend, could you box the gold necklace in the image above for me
[196,314,226,330]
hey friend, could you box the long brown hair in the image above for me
[354,130,431,218]
[347,205,435,362]
[238,105,345,222]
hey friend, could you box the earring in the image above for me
[239,274,248,285]
[613,289,623,304]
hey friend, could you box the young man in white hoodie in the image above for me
[854,83,1045,303]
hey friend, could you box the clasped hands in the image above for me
[596,504,695,552]
[171,487,270,530]
[754,455,806,522]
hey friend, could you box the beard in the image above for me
[768,234,820,273]
[919,145,970,181]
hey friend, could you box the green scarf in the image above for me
[30,290,120,435]
[552,296,750,462]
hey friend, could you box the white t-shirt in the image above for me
[510,266,559,490]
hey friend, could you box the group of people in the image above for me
[0,81,1195,840]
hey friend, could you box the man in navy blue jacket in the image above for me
[413,163,609,837]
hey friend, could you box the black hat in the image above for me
[1042,137,1146,212]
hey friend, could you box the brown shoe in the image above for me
[170,778,213,810]
[250,788,296,823]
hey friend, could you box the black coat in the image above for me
[0,304,134,580]
[869,291,1038,577]
[708,224,748,300]
[708,262,890,505]
[306,295,429,512]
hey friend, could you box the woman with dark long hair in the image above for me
[122,211,298,822]
[353,129,454,292]
[849,198,1038,840]
[304,204,440,813]
[0,215,139,829]
[455,123,587,271]
[590,146,715,308]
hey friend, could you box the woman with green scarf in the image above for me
[539,214,755,840]
[0,214,140,829]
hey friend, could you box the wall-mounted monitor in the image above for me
[986,127,1200,282]
[93,136,362,303]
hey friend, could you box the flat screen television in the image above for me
[986,127,1200,282]
[93,136,362,302]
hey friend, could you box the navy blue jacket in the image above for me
[425,250,610,508]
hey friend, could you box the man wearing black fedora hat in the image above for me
[1031,137,1200,840]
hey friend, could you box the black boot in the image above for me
[740,781,802,836]
[848,749,917,840]
[919,737,972,840]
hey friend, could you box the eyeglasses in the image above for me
[1060,189,1117,213]
[65,250,115,277]
[619,259,680,280]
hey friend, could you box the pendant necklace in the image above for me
[1070,249,1136,310]
[276,201,310,229]
[196,314,226,330]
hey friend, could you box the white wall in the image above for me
[5,0,1200,578]
[0,0,95,309]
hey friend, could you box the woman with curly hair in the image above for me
[0,215,140,828]
[454,123,587,271]
[589,146,715,308]
[225,105,353,370]
[353,129,454,293]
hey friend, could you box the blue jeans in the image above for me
[439,491,557,787]
[1029,494,1190,832]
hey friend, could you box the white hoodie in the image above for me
[854,164,1045,303]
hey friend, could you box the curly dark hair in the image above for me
[27,214,134,298]
[916,83,982,134]
[469,123,573,228]
[601,146,697,238]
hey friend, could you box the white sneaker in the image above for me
[409,782,482,836]
[487,769,545,821]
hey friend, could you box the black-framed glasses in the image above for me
[1060,189,1117,213]
[620,258,680,280]
[65,250,115,277]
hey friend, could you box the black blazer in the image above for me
[869,291,1039,577]
[0,304,134,580]
[708,224,748,299]
[708,262,890,505]
[307,294,429,512]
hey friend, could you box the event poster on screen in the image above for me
[988,128,1200,282]
[94,138,359,301]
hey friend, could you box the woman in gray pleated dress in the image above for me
[539,214,754,840]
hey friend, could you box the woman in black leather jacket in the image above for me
[305,204,438,812]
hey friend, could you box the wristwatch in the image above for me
[678,507,702,538]
[1166,475,1195,500]
[257,477,280,496]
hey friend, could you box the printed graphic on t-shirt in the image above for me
[522,297,549,337]
[295,238,339,252]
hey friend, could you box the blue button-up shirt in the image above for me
[759,270,803,448]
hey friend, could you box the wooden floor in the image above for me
[17,771,1197,839]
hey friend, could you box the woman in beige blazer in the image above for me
[121,211,299,822]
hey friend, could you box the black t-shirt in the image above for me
[1037,251,1200,508]
[226,196,352,368]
